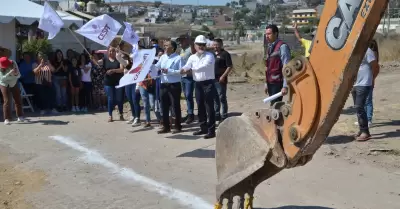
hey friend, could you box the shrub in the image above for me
[22,39,53,57]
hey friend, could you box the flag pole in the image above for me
[67,27,91,55]
[44,1,90,55]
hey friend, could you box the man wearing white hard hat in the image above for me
[180,35,217,139]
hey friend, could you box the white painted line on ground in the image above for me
[49,135,213,209]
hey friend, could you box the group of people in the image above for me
[1,24,379,142]
[0,34,233,140]
[105,35,233,139]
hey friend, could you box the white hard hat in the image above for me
[194,35,207,44]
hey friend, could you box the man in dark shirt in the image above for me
[212,38,233,123]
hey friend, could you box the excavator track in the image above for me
[214,0,389,208]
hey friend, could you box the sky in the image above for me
[108,0,231,6]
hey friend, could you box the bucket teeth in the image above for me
[214,202,223,209]
[244,196,253,209]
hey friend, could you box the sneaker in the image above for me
[75,106,80,112]
[40,110,46,115]
[71,106,76,112]
[126,116,135,124]
[143,122,151,128]
[132,118,141,127]
[51,109,59,114]
[4,119,10,125]
[17,117,25,122]
[354,121,372,127]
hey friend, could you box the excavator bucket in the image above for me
[214,1,389,208]
[215,109,287,207]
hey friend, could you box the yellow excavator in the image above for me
[214,1,389,208]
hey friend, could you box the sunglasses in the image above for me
[196,43,206,47]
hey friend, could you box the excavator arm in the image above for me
[214,1,389,208]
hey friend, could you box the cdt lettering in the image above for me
[98,24,111,40]
[325,0,363,50]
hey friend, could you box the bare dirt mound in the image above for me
[0,155,46,209]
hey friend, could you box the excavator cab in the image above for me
[214,1,389,208]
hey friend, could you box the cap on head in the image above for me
[194,35,207,44]
[0,57,12,69]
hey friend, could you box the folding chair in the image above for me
[19,82,35,113]
[11,82,35,113]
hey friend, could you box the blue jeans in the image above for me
[139,86,159,122]
[352,86,371,134]
[104,85,124,117]
[53,76,67,107]
[214,79,228,119]
[181,77,195,115]
[125,84,141,118]
[365,87,373,122]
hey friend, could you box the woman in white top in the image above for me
[79,53,92,112]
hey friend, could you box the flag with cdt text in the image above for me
[75,14,122,47]
[122,22,140,47]
[129,48,143,70]
[117,48,156,88]
[38,2,64,40]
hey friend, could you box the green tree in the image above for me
[22,39,52,56]
[256,31,263,39]
[230,1,238,8]
[238,0,246,7]
[234,21,245,44]
[154,1,162,8]
[226,2,231,7]
[304,0,321,7]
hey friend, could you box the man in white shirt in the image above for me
[154,40,183,134]
[352,47,378,142]
[180,35,217,139]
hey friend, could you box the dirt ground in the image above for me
[0,51,399,208]
[0,150,46,209]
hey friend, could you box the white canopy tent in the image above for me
[0,0,84,59]
[0,0,84,26]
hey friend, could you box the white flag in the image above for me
[121,22,140,47]
[38,2,64,39]
[75,14,122,47]
[149,64,159,78]
[117,48,156,88]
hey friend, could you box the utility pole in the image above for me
[388,2,391,35]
